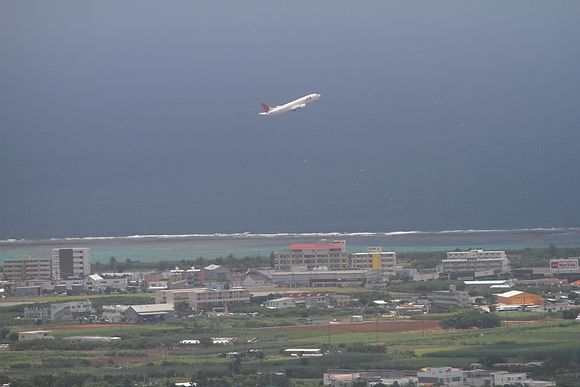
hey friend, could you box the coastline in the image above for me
[1,228,578,264]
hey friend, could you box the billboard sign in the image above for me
[550,259,579,271]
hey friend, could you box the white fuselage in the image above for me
[259,93,321,115]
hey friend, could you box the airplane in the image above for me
[259,93,321,116]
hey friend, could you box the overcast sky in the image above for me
[1,1,579,238]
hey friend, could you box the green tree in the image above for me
[109,256,117,271]
[547,243,558,257]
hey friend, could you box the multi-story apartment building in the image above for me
[52,248,91,279]
[155,288,250,311]
[274,239,349,271]
[439,249,509,275]
[3,255,52,281]
[350,247,397,277]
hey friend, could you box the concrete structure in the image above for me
[417,367,465,386]
[3,255,52,281]
[431,284,469,310]
[168,267,204,288]
[51,300,95,321]
[84,274,128,292]
[18,330,54,341]
[465,370,528,386]
[52,248,91,280]
[271,269,383,288]
[155,288,250,311]
[285,292,329,308]
[440,249,510,275]
[350,247,396,277]
[495,290,544,306]
[14,286,42,297]
[266,297,294,309]
[124,304,176,323]
[24,306,51,320]
[102,305,130,323]
[274,240,349,271]
[203,264,231,281]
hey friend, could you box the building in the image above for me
[432,284,469,310]
[124,304,176,323]
[52,248,91,280]
[3,255,53,281]
[266,297,294,309]
[102,305,130,323]
[440,249,510,275]
[168,267,204,288]
[155,288,250,311]
[84,274,128,292]
[417,367,465,386]
[231,272,271,288]
[495,290,544,306]
[203,264,231,281]
[275,240,349,271]
[465,370,529,386]
[51,300,95,321]
[271,269,383,288]
[18,330,54,341]
[350,247,397,277]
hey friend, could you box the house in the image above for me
[124,304,175,323]
[18,330,54,341]
[231,273,271,288]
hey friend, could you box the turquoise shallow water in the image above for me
[1,228,578,264]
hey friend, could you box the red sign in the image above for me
[550,259,579,270]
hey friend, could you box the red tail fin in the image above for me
[260,103,270,112]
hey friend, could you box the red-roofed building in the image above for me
[275,239,349,271]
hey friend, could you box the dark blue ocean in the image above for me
[1,149,579,265]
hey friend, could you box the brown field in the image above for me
[280,320,440,333]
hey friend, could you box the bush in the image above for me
[440,309,501,329]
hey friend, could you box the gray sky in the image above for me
[1,1,579,238]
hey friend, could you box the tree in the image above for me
[547,243,558,257]
[109,256,117,271]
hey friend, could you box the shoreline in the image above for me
[1,228,578,264]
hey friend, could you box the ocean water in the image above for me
[1,228,579,265]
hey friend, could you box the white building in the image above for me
[417,367,464,386]
[465,370,529,386]
[440,249,510,275]
[350,247,397,277]
[52,248,91,280]
[84,274,128,292]
[18,330,54,341]
[51,300,95,321]
[266,297,294,309]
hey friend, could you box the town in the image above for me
[1,241,580,387]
